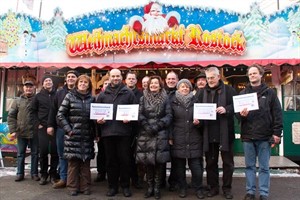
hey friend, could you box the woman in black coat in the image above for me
[136,75,172,199]
[57,74,96,196]
[170,79,204,199]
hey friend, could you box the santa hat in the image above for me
[144,2,162,14]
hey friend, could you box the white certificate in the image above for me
[233,93,259,113]
[193,103,217,120]
[116,104,139,121]
[90,103,113,120]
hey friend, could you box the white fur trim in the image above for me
[129,15,144,27]
[165,11,181,24]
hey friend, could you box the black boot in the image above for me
[144,166,154,198]
[154,164,162,199]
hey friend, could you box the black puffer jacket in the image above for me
[57,89,95,161]
[239,83,283,141]
[96,84,136,137]
[170,95,203,159]
[8,94,36,138]
[136,95,172,165]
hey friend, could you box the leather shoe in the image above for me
[224,191,233,199]
[106,188,118,197]
[179,188,187,198]
[207,188,219,197]
[39,177,48,185]
[31,175,40,181]
[69,191,78,196]
[52,180,66,189]
[123,188,132,197]
[260,195,268,200]
[144,189,154,198]
[244,193,255,200]
[83,190,91,195]
[154,189,161,199]
[15,175,24,182]
[196,190,205,199]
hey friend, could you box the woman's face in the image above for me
[77,78,89,93]
[178,83,190,96]
[149,78,160,93]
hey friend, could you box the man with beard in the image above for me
[197,67,236,199]
[96,69,136,197]
[47,70,79,189]
[129,2,180,35]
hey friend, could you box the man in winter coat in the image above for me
[8,80,39,182]
[239,64,282,200]
[47,70,79,189]
[96,69,136,197]
[31,76,59,185]
[197,67,237,199]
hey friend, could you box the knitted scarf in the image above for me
[143,89,168,107]
[175,91,194,108]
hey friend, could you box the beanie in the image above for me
[42,75,53,84]
[176,79,193,90]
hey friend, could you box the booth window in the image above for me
[283,68,300,111]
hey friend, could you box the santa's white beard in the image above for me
[143,15,169,35]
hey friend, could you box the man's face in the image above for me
[142,77,149,90]
[206,71,220,88]
[66,73,77,89]
[248,67,262,86]
[150,3,161,17]
[109,69,122,87]
[125,74,137,89]
[196,77,207,89]
[43,78,53,90]
[166,73,178,88]
[23,85,35,96]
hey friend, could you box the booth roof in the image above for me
[1,59,300,69]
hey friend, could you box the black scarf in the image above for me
[202,80,229,152]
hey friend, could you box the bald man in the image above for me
[96,69,137,197]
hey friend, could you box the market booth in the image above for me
[0,1,300,158]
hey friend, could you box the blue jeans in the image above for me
[56,128,68,181]
[243,140,271,197]
[17,135,39,176]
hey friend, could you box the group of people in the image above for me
[8,65,282,200]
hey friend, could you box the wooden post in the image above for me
[91,69,97,96]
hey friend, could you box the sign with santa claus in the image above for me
[66,1,246,58]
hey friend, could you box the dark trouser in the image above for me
[16,135,39,176]
[67,158,91,192]
[103,136,131,190]
[96,140,106,175]
[168,156,178,187]
[174,157,204,191]
[38,126,59,178]
[130,135,138,183]
[205,142,234,193]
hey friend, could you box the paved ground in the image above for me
[1,169,300,200]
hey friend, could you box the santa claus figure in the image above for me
[129,2,181,35]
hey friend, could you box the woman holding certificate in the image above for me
[57,74,96,196]
[169,79,205,199]
[136,75,172,199]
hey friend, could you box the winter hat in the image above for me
[177,79,193,90]
[144,2,162,14]
[193,71,206,83]
[66,70,79,78]
[24,80,34,86]
[42,75,53,84]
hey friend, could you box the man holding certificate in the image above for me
[239,65,283,200]
[197,67,237,199]
[96,69,136,198]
